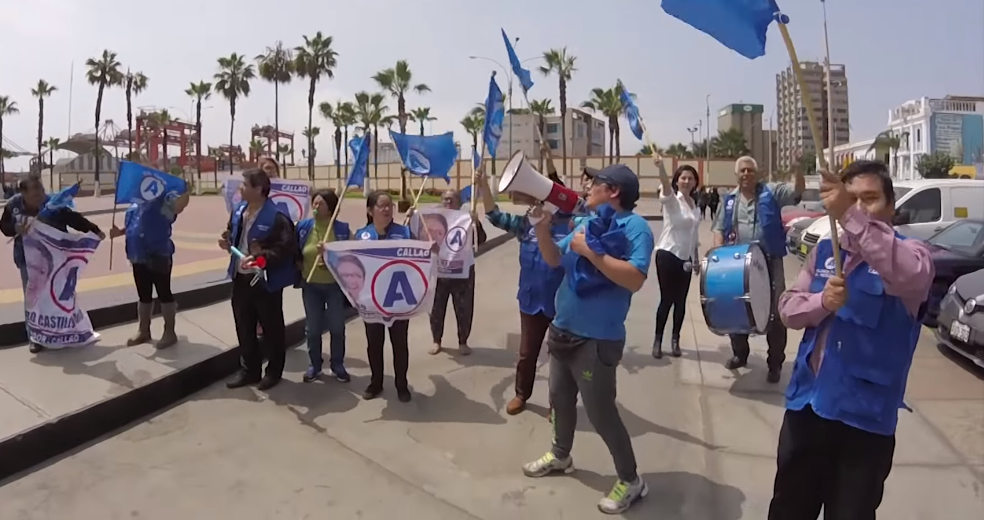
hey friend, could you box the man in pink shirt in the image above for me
[769,160,934,519]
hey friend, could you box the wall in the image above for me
[931,113,984,164]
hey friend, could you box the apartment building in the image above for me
[716,103,777,171]
[776,61,850,171]
[496,107,606,159]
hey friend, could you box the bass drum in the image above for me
[699,242,773,336]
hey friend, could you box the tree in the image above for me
[256,42,294,162]
[639,144,663,156]
[917,151,955,179]
[150,110,174,169]
[540,48,577,184]
[353,91,388,180]
[249,138,266,159]
[185,81,212,191]
[294,32,338,181]
[0,95,19,176]
[31,80,56,171]
[123,70,148,158]
[319,101,346,178]
[214,53,255,176]
[528,98,554,171]
[869,130,902,175]
[85,50,124,194]
[460,112,484,154]
[374,60,430,199]
[301,127,320,163]
[580,87,621,164]
[409,107,435,136]
[337,102,356,169]
[691,139,708,158]
[45,137,60,186]
[665,143,691,158]
[711,128,750,158]
[798,151,818,175]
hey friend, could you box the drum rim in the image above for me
[700,242,771,337]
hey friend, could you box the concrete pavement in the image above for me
[0,220,981,519]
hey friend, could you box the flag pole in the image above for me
[775,17,843,277]
[470,141,488,252]
[305,186,348,283]
[402,178,429,226]
[108,168,121,270]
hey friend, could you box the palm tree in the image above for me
[150,110,173,169]
[409,107,436,136]
[581,87,623,164]
[354,91,388,179]
[539,48,577,183]
[302,126,320,164]
[185,81,212,191]
[249,138,266,159]
[0,96,18,177]
[30,80,56,171]
[711,128,750,158]
[691,140,709,158]
[256,42,294,162]
[525,99,554,171]
[123,70,148,158]
[294,32,338,181]
[870,130,902,175]
[213,53,255,176]
[85,50,124,194]
[319,101,345,179]
[639,144,663,156]
[373,60,430,199]
[460,112,485,153]
[44,137,61,186]
[665,143,691,158]
[337,102,357,170]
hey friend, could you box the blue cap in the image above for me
[592,164,640,206]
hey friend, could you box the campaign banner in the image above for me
[410,208,475,279]
[322,240,436,325]
[22,221,100,349]
[223,178,311,222]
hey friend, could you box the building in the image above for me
[884,95,984,181]
[716,104,777,172]
[819,138,878,171]
[776,61,850,171]
[497,107,606,159]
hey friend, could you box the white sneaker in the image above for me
[597,477,648,514]
[521,451,575,478]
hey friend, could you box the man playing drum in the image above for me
[711,155,805,383]
[769,160,933,518]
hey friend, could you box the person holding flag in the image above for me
[110,162,191,349]
[1,178,104,353]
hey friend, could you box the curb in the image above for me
[0,232,513,483]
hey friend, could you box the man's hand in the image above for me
[819,169,854,221]
[14,223,26,236]
[248,241,263,256]
[570,230,596,259]
[218,230,231,251]
[240,255,256,270]
[821,276,848,312]
[109,225,125,239]
[96,231,106,241]
[531,204,550,230]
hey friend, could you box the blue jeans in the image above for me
[301,282,347,372]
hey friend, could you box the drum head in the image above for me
[746,245,772,331]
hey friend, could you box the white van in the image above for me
[796,179,984,260]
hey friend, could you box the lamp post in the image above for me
[469,51,543,163]
[705,94,712,169]
[687,126,698,155]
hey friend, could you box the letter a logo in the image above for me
[383,271,418,308]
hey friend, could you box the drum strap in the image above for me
[729,191,760,245]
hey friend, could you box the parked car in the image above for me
[935,268,984,368]
[782,207,824,232]
[787,215,820,256]
[923,219,984,325]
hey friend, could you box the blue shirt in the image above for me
[552,211,655,341]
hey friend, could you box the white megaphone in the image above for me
[498,150,583,224]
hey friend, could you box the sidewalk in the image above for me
[0,222,981,518]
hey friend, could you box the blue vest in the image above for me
[8,194,49,269]
[226,199,296,292]
[296,218,351,247]
[124,199,176,263]
[785,238,921,436]
[354,221,412,241]
[722,183,786,258]
[517,215,570,318]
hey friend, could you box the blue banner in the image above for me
[483,74,505,158]
[618,81,645,141]
[661,0,780,60]
[502,29,534,92]
[115,161,187,205]
[347,132,371,189]
[39,182,79,220]
[389,131,457,184]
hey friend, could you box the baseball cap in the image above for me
[582,166,600,178]
[593,164,640,206]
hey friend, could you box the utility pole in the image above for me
[705,95,712,171]
[767,115,774,182]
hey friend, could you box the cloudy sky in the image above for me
[2,0,982,169]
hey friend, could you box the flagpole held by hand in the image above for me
[305,188,346,284]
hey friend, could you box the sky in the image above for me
[2,0,983,170]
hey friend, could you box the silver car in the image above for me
[935,269,984,368]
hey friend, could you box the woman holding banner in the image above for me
[295,188,352,383]
[426,189,487,356]
[110,189,191,349]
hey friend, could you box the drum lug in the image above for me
[734,253,742,260]
[709,255,719,262]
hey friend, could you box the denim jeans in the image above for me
[301,282,347,372]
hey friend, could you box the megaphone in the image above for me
[499,150,582,224]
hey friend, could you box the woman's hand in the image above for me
[429,241,440,254]
[109,225,125,239]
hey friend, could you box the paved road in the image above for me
[1,220,980,519]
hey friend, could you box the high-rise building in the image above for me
[498,107,606,159]
[776,61,850,171]
[717,104,775,170]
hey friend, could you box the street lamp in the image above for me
[687,126,698,155]
[705,95,712,166]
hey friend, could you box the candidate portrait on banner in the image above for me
[223,177,311,222]
[322,239,436,325]
[409,208,475,279]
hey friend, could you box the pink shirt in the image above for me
[778,206,935,372]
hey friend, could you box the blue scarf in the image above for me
[562,204,628,296]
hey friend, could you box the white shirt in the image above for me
[236,207,259,274]
[656,189,701,261]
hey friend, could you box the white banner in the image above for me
[410,208,475,279]
[223,178,311,222]
[322,240,436,325]
[22,221,100,349]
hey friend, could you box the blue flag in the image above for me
[618,82,645,141]
[502,29,534,92]
[115,161,187,205]
[472,147,482,170]
[483,74,505,157]
[661,0,780,60]
[347,132,371,189]
[459,185,473,206]
[39,182,80,219]
[389,130,457,184]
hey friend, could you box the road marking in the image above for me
[0,257,229,305]
[174,239,224,251]
[174,230,224,240]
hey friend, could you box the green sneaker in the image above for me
[521,451,574,478]
[597,477,648,514]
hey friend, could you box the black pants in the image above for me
[654,249,691,340]
[699,204,707,219]
[514,311,553,400]
[709,203,718,219]
[430,268,476,345]
[365,320,410,390]
[132,259,174,304]
[231,274,286,380]
[730,255,787,369]
[769,406,895,520]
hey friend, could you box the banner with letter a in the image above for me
[22,221,101,349]
[223,178,311,222]
[410,208,475,279]
[322,240,436,325]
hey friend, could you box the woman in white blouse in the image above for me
[652,157,702,358]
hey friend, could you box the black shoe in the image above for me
[28,343,45,354]
[397,387,412,403]
[652,340,663,359]
[362,384,383,400]
[725,356,748,370]
[257,375,282,391]
[766,367,781,384]
[670,337,682,358]
[226,372,261,389]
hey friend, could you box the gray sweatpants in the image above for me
[547,325,638,482]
